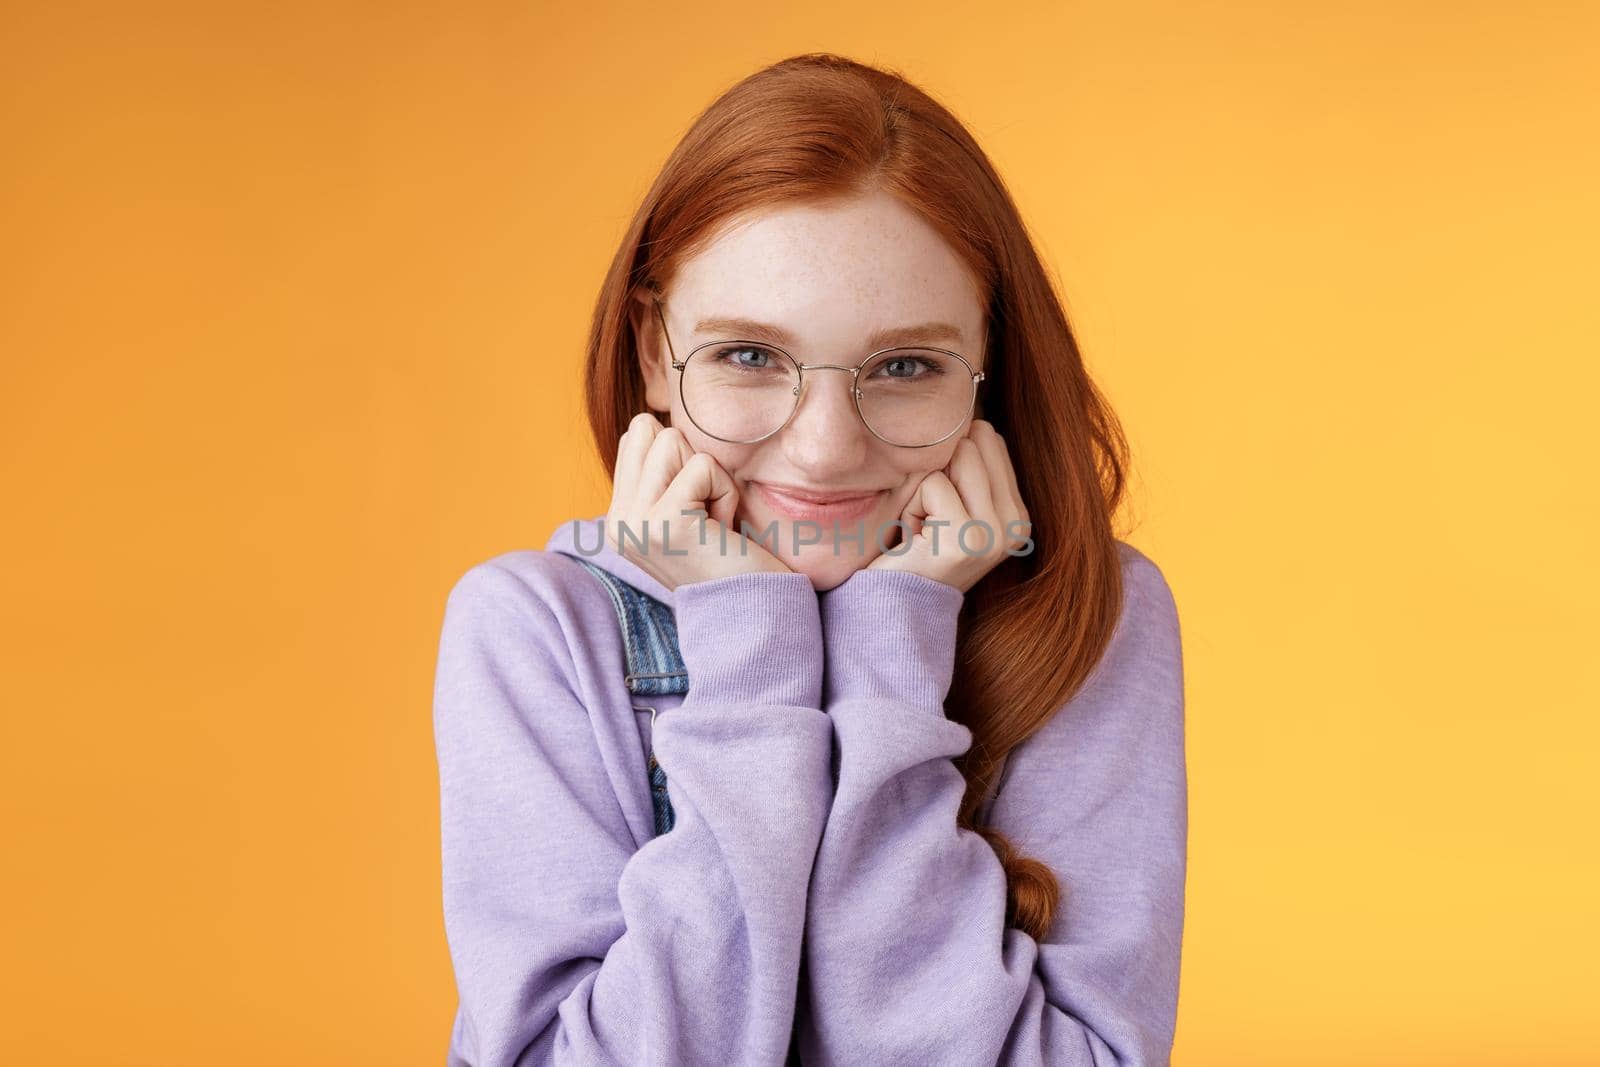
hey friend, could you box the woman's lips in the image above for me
[754,482,884,524]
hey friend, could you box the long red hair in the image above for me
[580,53,1131,941]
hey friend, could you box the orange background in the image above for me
[3,2,1597,1063]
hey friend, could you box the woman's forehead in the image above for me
[667,201,985,350]
[678,194,971,291]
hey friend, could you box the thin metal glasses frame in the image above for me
[651,297,985,449]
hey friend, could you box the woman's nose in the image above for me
[780,367,871,471]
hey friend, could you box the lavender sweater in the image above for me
[432,514,1187,1066]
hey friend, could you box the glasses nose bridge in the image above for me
[785,360,865,431]
[792,361,862,404]
[795,361,859,375]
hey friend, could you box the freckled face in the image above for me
[632,187,987,592]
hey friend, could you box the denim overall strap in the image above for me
[555,551,685,837]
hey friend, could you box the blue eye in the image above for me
[873,354,947,380]
[714,346,775,369]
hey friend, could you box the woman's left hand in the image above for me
[867,419,1032,593]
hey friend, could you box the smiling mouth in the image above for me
[755,482,883,505]
[753,482,886,521]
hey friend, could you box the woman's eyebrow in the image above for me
[692,315,965,350]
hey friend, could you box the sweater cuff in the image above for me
[819,568,964,712]
[673,571,824,708]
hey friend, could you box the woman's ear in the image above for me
[629,291,672,414]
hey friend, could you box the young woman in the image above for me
[433,53,1187,1067]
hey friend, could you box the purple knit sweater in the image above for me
[432,514,1187,1066]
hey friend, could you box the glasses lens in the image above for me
[857,348,976,447]
[680,343,801,442]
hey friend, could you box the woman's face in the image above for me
[632,187,987,592]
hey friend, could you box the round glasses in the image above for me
[652,299,985,448]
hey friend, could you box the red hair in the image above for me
[580,53,1131,941]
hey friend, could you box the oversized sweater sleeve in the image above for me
[801,554,1188,1066]
[432,558,834,1067]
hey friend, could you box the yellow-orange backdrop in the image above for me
[3,2,1597,1064]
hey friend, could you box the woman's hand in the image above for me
[606,412,794,591]
[866,419,1031,593]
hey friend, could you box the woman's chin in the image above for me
[730,508,887,589]
[781,547,876,592]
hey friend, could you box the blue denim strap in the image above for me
[556,551,684,836]
[556,553,688,695]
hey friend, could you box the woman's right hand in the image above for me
[605,413,793,592]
